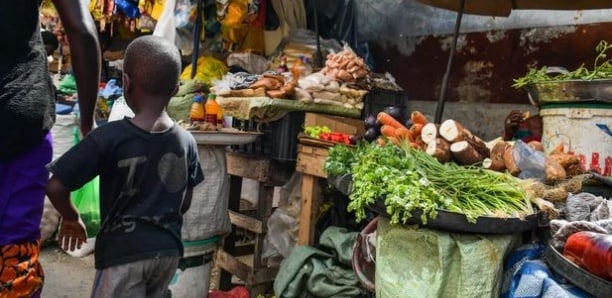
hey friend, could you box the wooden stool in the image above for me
[217,152,294,297]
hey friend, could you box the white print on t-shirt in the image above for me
[117,156,147,197]
[157,152,187,193]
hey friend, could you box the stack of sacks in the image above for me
[295,72,366,110]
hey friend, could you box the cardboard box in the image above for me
[304,113,365,136]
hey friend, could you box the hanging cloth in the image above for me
[270,0,306,29]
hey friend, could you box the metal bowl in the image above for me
[545,245,612,297]
[526,79,612,105]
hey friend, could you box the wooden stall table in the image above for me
[295,113,364,246]
[217,152,294,297]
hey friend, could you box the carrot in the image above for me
[395,127,414,141]
[410,123,424,137]
[410,111,429,125]
[376,137,386,146]
[380,125,397,138]
[377,112,406,130]
[387,136,400,145]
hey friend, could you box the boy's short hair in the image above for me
[123,35,181,96]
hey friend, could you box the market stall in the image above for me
[36,1,612,298]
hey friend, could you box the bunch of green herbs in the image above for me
[325,142,533,224]
[512,40,612,88]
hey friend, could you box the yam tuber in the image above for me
[440,119,467,143]
[420,123,439,145]
[487,142,508,172]
[527,141,544,152]
[440,119,489,157]
[545,156,567,183]
[548,152,580,169]
[450,141,485,165]
[426,138,451,163]
[503,144,520,176]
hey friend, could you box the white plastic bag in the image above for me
[153,0,178,43]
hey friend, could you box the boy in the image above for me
[46,36,204,297]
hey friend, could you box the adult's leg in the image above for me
[91,262,146,298]
[0,134,52,297]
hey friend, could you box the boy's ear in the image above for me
[123,73,132,92]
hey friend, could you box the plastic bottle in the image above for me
[189,95,205,124]
[205,93,220,128]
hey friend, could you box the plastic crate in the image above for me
[231,112,305,162]
[362,88,408,122]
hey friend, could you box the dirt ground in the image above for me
[39,245,95,298]
[38,244,222,297]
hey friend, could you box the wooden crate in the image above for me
[304,113,365,136]
[296,145,329,178]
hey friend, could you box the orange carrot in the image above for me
[380,125,397,138]
[395,127,414,142]
[410,123,424,136]
[376,137,386,146]
[377,112,406,130]
[410,142,419,149]
[388,136,400,145]
[410,111,429,125]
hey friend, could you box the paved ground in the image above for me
[39,245,95,298]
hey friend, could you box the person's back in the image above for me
[47,36,204,297]
[1,1,100,297]
[0,1,55,159]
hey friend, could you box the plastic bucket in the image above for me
[540,103,612,176]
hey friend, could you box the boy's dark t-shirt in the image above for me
[49,119,204,269]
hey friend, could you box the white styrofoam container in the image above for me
[540,105,612,176]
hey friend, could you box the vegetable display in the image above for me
[512,40,612,88]
[303,125,356,145]
[325,142,534,224]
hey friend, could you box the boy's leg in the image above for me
[91,257,179,298]
[91,262,146,298]
[144,257,180,297]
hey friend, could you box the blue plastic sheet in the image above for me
[502,242,591,298]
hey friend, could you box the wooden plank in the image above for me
[252,267,279,285]
[229,211,263,234]
[253,185,274,268]
[298,175,317,245]
[296,151,328,178]
[217,250,251,283]
[226,153,270,182]
[219,175,243,290]
[304,113,365,135]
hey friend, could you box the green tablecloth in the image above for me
[218,97,362,122]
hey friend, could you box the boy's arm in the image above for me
[46,176,87,251]
[181,187,194,214]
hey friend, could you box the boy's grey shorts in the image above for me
[91,256,180,298]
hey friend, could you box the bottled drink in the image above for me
[189,95,206,124]
[205,93,220,128]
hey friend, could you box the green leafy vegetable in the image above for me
[326,142,534,224]
[512,40,612,89]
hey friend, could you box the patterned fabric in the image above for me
[0,241,44,298]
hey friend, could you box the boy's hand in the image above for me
[59,218,88,251]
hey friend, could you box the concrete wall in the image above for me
[355,0,612,104]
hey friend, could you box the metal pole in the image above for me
[191,0,204,79]
[313,0,323,68]
[434,0,465,123]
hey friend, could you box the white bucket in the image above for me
[168,238,218,298]
[540,104,612,176]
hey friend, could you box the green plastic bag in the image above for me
[70,128,101,237]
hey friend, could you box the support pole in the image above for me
[191,0,204,79]
[434,0,465,123]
